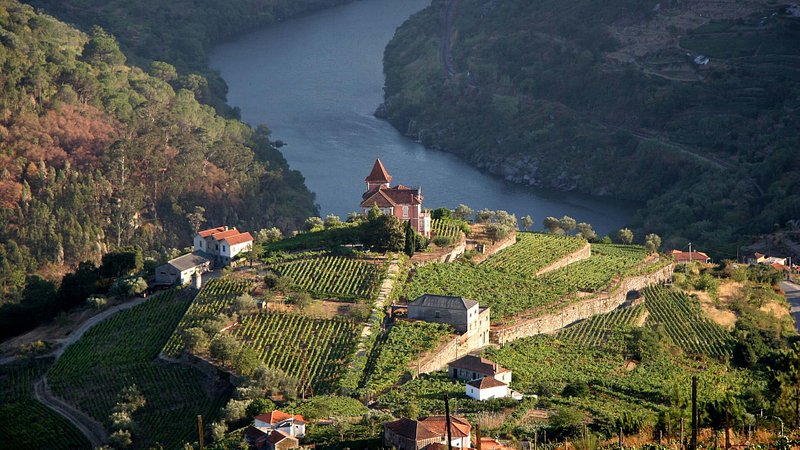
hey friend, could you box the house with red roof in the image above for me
[253,410,306,438]
[361,159,432,237]
[465,376,510,401]
[193,225,254,266]
[670,250,711,264]
[383,416,472,450]
[244,427,300,450]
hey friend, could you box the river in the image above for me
[209,0,635,234]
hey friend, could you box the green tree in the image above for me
[453,204,473,221]
[361,214,404,253]
[549,406,585,439]
[233,293,256,315]
[83,26,126,66]
[485,223,509,244]
[210,334,241,366]
[186,206,206,233]
[560,216,577,233]
[256,227,283,244]
[183,327,210,354]
[109,429,132,449]
[703,395,746,450]
[246,398,276,419]
[576,222,596,241]
[149,61,178,82]
[100,247,143,278]
[290,292,313,311]
[616,228,634,245]
[521,215,534,231]
[324,214,342,229]
[645,233,662,254]
[543,217,563,234]
[403,220,415,257]
[304,216,324,231]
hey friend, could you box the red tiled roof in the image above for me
[267,430,298,445]
[467,376,507,389]
[754,252,765,258]
[209,228,241,241]
[771,262,788,271]
[198,226,227,237]
[366,159,392,183]
[448,355,510,375]
[384,416,471,442]
[254,410,305,425]
[360,185,422,208]
[479,437,513,450]
[420,416,472,438]
[224,232,254,246]
[670,250,710,263]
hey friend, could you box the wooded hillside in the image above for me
[380,0,800,255]
[0,0,317,302]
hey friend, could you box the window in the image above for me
[435,310,441,318]
[222,245,226,252]
[402,205,409,218]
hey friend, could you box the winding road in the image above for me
[1,296,151,447]
[781,280,800,333]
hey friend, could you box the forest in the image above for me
[379,0,800,256]
[0,0,318,304]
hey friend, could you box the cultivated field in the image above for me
[482,232,586,275]
[272,255,385,301]
[48,291,227,449]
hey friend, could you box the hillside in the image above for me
[379,0,800,255]
[24,0,354,111]
[0,0,317,303]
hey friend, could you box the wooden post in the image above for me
[691,376,698,450]
[534,430,538,450]
[444,394,453,450]
[680,417,685,450]
[197,415,204,450]
[476,424,482,450]
[619,427,623,449]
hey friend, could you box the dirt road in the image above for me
[781,280,800,333]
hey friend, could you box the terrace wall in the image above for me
[413,308,492,374]
[535,243,591,276]
[491,263,674,345]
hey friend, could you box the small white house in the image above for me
[253,411,306,438]
[154,252,211,286]
[193,226,254,266]
[466,376,509,401]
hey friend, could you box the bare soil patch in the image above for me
[692,290,738,330]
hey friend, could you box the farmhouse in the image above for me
[193,226,254,266]
[360,159,432,237]
[670,250,710,264]
[244,427,300,450]
[448,355,512,385]
[466,376,509,401]
[154,252,211,286]
[253,410,306,438]
[383,416,472,450]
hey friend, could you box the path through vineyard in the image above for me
[0,295,152,447]
[33,377,107,447]
[356,256,400,356]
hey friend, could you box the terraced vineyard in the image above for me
[272,255,385,301]
[163,278,251,356]
[643,286,732,358]
[431,219,463,240]
[48,291,227,449]
[482,232,586,275]
[0,359,91,450]
[231,312,359,394]
[558,304,645,351]
[404,242,652,320]
[359,320,453,395]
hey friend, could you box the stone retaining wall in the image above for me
[535,243,591,276]
[492,264,674,345]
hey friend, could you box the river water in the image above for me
[209,0,635,234]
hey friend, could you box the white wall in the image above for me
[466,384,508,401]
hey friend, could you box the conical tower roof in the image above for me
[365,159,392,183]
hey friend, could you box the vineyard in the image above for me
[163,278,251,356]
[48,291,227,449]
[231,312,359,394]
[272,255,385,301]
[643,286,733,358]
[431,219,463,240]
[359,320,453,395]
[557,304,645,352]
[403,242,653,320]
[164,278,359,394]
[482,232,586,276]
[0,359,91,450]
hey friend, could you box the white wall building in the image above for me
[466,376,510,401]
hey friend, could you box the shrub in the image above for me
[432,235,454,247]
[86,295,108,309]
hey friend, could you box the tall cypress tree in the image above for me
[403,220,415,257]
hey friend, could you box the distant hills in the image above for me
[0,0,317,302]
[379,0,800,255]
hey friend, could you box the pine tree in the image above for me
[404,220,415,257]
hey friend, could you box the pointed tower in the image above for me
[365,159,392,191]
